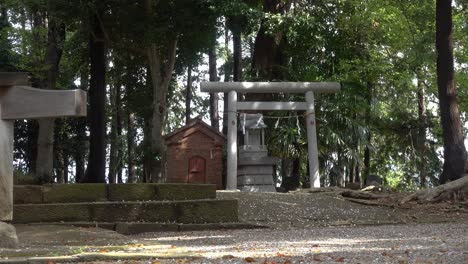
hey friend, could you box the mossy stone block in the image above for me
[176,199,238,224]
[42,184,107,203]
[14,203,90,223]
[14,185,43,204]
[107,184,158,201]
[87,201,177,222]
[156,184,216,200]
[14,200,238,224]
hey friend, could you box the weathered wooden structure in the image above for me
[0,72,86,248]
[164,119,225,189]
[201,82,341,190]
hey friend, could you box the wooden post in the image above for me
[226,91,238,190]
[306,91,320,188]
[0,73,86,248]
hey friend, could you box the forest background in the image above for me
[0,0,466,191]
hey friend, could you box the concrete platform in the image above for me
[13,199,238,224]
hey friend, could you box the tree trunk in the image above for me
[436,0,467,184]
[74,70,88,183]
[82,12,106,183]
[337,146,345,187]
[233,30,242,82]
[108,80,123,184]
[55,144,64,183]
[116,84,123,183]
[142,117,152,183]
[401,175,468,203]
[251,0,289,81]
[363,82,373,183]
[145,0,177,183]
[208,42,219,130]
[127,112,136,183]
[416,70,428,187]
[63,154,69,183]
[354,163,360,184]
[108,84,118,184]
[147,38,177,182]
[35,18,65,183]
[222,24,230,136]
[185,67,192,124]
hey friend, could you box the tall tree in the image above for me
[35,17,65,183]
[82,9,106,183]
[185,66,192,124]
[108,81,123,184]
[208,39,219,130]
[127,111,136,183]
[144,0,178,182]
[436,0,466,184]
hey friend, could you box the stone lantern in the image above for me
[237,113,277,192]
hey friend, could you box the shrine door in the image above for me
[188,156,206,184]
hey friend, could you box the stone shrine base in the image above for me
[237,146,277,192]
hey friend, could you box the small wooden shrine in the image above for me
[164,118,225,189]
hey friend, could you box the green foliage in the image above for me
[3,0,466,187]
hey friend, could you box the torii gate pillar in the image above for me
[0,72,86,248]
[201,82,340,191]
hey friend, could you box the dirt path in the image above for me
[1,191,467,263]
[217,191,467,228]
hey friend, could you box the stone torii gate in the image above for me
[0,72,86,247]
[201,82,340,190]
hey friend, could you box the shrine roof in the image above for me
[164,118,226,142]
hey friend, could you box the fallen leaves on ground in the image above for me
[312,254,322,262]
[335,257,345,262]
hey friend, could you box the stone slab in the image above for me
[238,166,274,175]
[155,184,216,201]
[238,175,275,185]
[239,149,268,159]
[239,185,277,192]
[176,199,238,224]
[0,222,19,248]
[239,145,267,151]
[14,183,217,204]
[115,222,179,235]
[107,184,158,201]
[13,199,238,224]
[238,157,278,165]
[13,185,43,204]
[42,184,107,203]
[177,222,268,232]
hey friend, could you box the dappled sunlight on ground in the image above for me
[1,222,467,263]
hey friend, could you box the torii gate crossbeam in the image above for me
[201,82,341,190]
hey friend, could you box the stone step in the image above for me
[25,222,267,235]
[13,199,237,224]
[14,183,216,204]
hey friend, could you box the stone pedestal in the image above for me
[0,222,18,248]
[237,145,277,192]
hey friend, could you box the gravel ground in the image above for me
[130,221,468,263]
[1,191,467,263]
